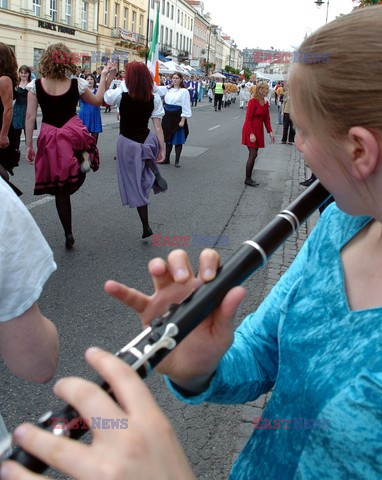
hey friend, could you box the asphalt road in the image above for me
[1,98,289,479]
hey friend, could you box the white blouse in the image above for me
[26,77,89,96]
[156,86,192,118]
[104,80,164,118]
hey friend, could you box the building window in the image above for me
[160,25,163,43]
[81,1,87,29]
[181,11,183,26]
[139,14,143,34]
[171,4,173,19]
[177,8,179,23]
[165,27,168,44]
[65,0,71,25]
[149,20,153,41]
[190,18,193,31]
[176,32,178,49]
[33,48,44,75]
[82,55,91,70]
[161,0,164,14]
[123,7,127,29]
[0,0,9,8]
[166,1,169,17]
[32,0,41,16]
[114,3,118,28]
[104,0,108,25]
[151,0,154,7]
[132,11,136,31]
[49,0,57,21]
[169,29,172,47]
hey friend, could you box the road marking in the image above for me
[26,196,54,210]
[234,116,240,119]
[208,125,220,131]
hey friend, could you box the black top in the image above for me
[35,78,79,128]
[119,92,154,143]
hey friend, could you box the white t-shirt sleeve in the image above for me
[180,89,192,118]
[26,79,36,95]
[104,80,125,108]
[156,85,170,97]
[151,93,164,118]
[0,180,57,322]
[77,77,89,95]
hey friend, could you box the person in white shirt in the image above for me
[0,178,59,458]
[156,72,192,168]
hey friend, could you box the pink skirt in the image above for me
[34,116,99,195]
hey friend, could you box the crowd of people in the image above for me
[1,6,382,478]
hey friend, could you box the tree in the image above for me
[353,0,382,7]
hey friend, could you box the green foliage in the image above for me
[353,0,382,7]
[224,65,240,74]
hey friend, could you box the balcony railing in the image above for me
[177,50,189,59]
[111,28,145,45]
[159,43,172,54]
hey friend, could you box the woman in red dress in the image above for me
[241,82,275,186]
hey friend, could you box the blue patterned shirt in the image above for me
[167,203,382,479]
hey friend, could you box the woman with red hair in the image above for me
[104,62,166,239]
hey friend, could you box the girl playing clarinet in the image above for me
[2,7,382,480]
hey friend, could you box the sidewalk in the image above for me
[231,105,317,461]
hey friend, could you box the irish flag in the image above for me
[148,4,160,85]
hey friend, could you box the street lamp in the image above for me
[206,24,217,77]
[314,0,329,24]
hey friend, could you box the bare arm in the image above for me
[81,64,117,106]
[0,303,59,384]
[151,117,165,162]
[25,91,38,163]
[25,91,38,149]
[0,76,13,148]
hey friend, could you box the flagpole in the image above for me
[148,1,160,85]
[146,0,160,65]
[145,0,150,65]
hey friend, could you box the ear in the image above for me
[348,127,380,180]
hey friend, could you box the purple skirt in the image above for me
[116,131,165,207]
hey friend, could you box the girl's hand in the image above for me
[104,249,246,391]
[179,119,185,128]
[157,149,165,163]
[0,349,196,480]
[249,133,256,143]
[26,147,35,164]
[0,134,9,149]
[270,132,275,144]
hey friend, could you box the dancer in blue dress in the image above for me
[78,74,102,143]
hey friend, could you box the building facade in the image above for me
[0,0,149,73]
[149,0,195,64]
[0,0,99,72]
[0,0,243,77]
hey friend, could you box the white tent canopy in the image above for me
[159,60,190,75]
[254,71,288,82]
[209,72,226,79]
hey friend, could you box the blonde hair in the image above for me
[289,6,382,148]
[253,81,268,100]
[39,43,77,79]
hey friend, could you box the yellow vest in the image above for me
[215,82,224,94]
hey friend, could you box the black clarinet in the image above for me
[6,180,331,473]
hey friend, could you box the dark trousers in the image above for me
[214,93,223,110]
[282,113,295,143]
